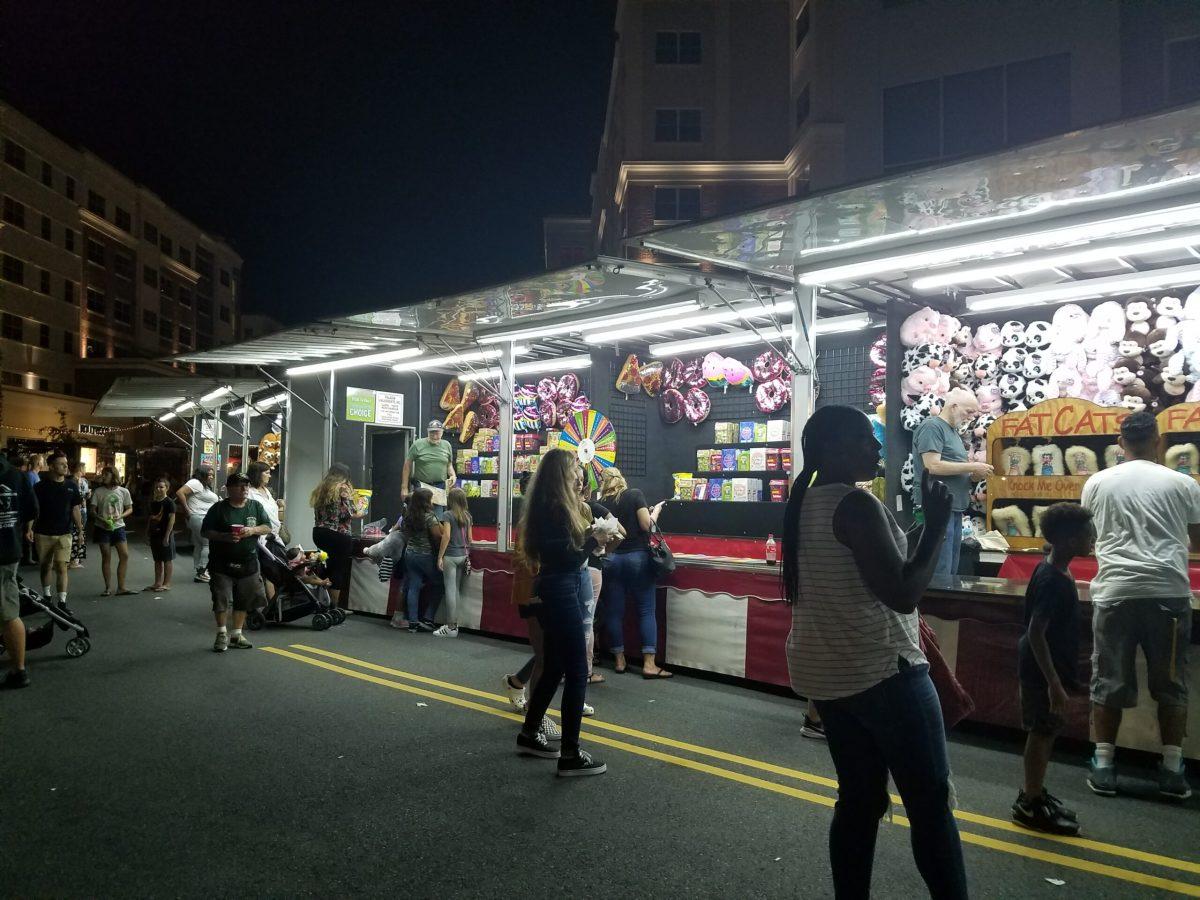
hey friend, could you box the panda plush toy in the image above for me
[999,372,1027,400]
[1025,379,1053,405]
[1023,321,1053,350]
[1023,351,1053,381]
[1001,321,1026,348]
[1001,347,1025,374]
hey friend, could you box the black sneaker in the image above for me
[416,619,436,633]
[557,748,607,777]
[1,669,30,689]
[1012,791,1079,835]
[1042,789,1078,822]
[407,622,419,634]
[800,715,826,740]
[517,731,561,759]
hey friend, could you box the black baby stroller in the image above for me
[0,578,91,658]
[247,539,346,632]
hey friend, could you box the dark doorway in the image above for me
[368,428,410,528]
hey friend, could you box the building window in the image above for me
[179,287,192,308]
[86,238,106,266]
[160,279,175,299]
[41,160,53,187]
[38,323,50,348]
[3,140,26,172]
[655,31,701,65]
[65,175,75,200]
[796,84,811,128]
[113,300,133,325]
[654,186,702,222]
[2,196,25,229]
[1,254,24,286]
[2,314,23,341]
[178,246,191,267]
[41,215,52,241]
[1,372,20,387]
[219,268,231,287]
[197,296,213,316]
[37,377,49,393]
[159,319,174,339]
[86,286,106,313]
[654,108,702,143]
[883,78,941,168]
[113,252,135,281]
[39,269,50,295]
[179,326,193,347]
[85,336,106,359]
[159,234,173,256]
[62,279,76,304]
[943,66,1005,158]
[64,228,76,253]
[115,206,132,232]
[64,331,76,354]
[1006,53,1071,146]
[87,190,106,218]
[1167,37,1200,105]
[143,265,158,287]
[219,305,231,323]
[795,4,810,50]
[144,221,158,244]
[142,310,158,329]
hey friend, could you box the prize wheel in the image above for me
[561,409,617,492]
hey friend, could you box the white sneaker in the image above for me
[390,615,408,629]
[582,702,595,718]
[433,625,459,638]
[502,675,527,711]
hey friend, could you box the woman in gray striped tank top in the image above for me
[782,406,968,899]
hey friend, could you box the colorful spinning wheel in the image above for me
[561,409,617,491]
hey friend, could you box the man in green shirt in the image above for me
[402,419,456,509]
[201,472,271,652]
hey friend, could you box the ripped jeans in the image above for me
[813,660,967,899]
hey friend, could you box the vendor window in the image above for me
[656,31,701,65]
[654,186,701,223]
[654,108,702,143]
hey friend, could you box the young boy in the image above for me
[1012,501,1094,835]
[146,477,176,592]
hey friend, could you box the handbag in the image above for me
[647,522,675,579]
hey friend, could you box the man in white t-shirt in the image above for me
[1081,410,1197,801]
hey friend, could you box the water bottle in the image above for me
[765,533,777,566]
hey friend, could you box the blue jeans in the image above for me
[814,662,967,900]
[403,552,437,623]
[603,549,657,654]
[931,514,963,584]
[522,570,591,753]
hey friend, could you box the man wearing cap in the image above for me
[201,472,271,653]
[402,420,456,511]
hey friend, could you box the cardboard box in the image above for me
[736,449,751,471]
[767,419,791,442]
[720,480,734,501]
[691,480,708,501]
[710,450,723,472]
[750,448,767,470]
[708,479,723,501]
[781,448,793,471]
[715,421,737,444]
[732,479,749,502]
[546,430,561,449]
[697,449,711,473]
[753,422,768,443]
[721,449,738,471]
[766,447,780,471]
[770,479,788,502]
[464,482,481,498]
[480,479,495,498]
[739,421,755,443]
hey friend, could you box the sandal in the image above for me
[117,589,137,596]
[642,669,674,680]
[587,673,607,684]
[101,589,112,597]
[144,585,162,592]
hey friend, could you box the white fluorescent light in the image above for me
[584,299,793,344]
[815,313,873,334]
[471,354,594,380]
[912,227,1200,291]
[391,347,514,373]
[475,301,701,344]
[648,313,870,357]
[965,263,1200,313]
[157,412,177,423]
[254,391,290,409]
[200,385,232,403]
[798,202,1200,286]
[286,346,423,377]
[174,402,196,414]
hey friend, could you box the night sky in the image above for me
[0,2,617,324]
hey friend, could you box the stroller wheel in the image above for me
[247,610,266,632]
[65,636,91,658]
[331,608,346,625]
[312,612,332,631]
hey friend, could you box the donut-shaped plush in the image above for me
[615,355,641,394]
[659,388,685,424]
[537,377,559,402]
[755,377,791,414]
[752,350,785,382]
[640,361,663,397]
[870,335,887,368]
[663,358,685,389]
[702,352,726,388]
[557,373,580,402]
[556,400,577,428]
[570,394,590,412]
[681,358,706,389]
[684,387,711,424]
[538,398,557,428]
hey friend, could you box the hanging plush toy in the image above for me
[640,361,664,397]
[1023,321,1053,350]
[1166,442,1200,475]
[993,505,1032,538]
[1064,445,1098,476]
[1000,446,1031,476]
[724,357,754,390]
[1032,505,1051,538]
[1032,444,1064,476]
[702,352,726,389]
[439,379,463,412]
[615,354,641,394]
[899,307,942,347]
[1103,444,1127,469]
[900,456,916,497]
[659,388,684,424]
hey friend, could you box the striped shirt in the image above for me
[786,484,925,700]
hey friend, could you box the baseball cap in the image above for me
[427,419,444,432]
[226,471,250,485]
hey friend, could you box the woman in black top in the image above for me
[598,468,669,677]
[515,448,606,776]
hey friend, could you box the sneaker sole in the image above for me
[517,746,561,759]
[800,728,826,740]
[1011,812,1080,836]
[1086,778,1117,797]
[1159,786,1193,801]
[558,763,608,777]
[212,646,227,653]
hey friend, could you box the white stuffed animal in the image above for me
[1126,297,1154,335]
[993,505,1032,538]
[1052,304,1089,343]
[1000,446,1031,476]
[1000,347,1025,374]
[1103,444,1127,468]
[1023,351,1054,380]
[999,373,1026,400]
[1000,321,1026,348]
[1025,379,1053,405]
[1087,300,1127,342]
[1023,321,1053,349]
[1032,444,1064,476]
[1166,443,1200,475]
[1064,445,1098,476]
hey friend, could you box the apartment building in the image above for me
[580,0,1200,263]
[0,100,241,443]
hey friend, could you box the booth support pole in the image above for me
[789,283,818,473]
[190,414,201,473]
[326,371,337,473]
[884,299,906,516]
[241,403,251,476]
[497,341,516,553]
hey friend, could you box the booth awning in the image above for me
[92,377,270,418]
[640,102,1200,315]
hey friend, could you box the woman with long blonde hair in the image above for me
[513,448,606,776]
[309,463,362,609]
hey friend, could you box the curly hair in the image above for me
[1040,502,1093,547]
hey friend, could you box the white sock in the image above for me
[231,628,242,638]
[42,585,52,599]
[1163,745,1183,772]
[217,625,227,634]
[1094,742,1116,768]
[58,592,66,603]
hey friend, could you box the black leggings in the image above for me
[312,527,353,594]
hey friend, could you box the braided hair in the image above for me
[781,405,875,604]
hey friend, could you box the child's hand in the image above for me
[1049,683,1068,717]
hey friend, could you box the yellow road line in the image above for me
[288,643,1200,878]
[264,646,1200,897]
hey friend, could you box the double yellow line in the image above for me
[263,643,1200,896]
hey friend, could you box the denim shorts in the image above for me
[95,527,127,545]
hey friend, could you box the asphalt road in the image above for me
[1,542,1197,898]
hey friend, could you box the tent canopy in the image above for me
[92,377,270,418]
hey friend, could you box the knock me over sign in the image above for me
[996,400,1127,439]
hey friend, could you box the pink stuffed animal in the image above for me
[1052,304,1089,343]
[970,322,1003,358]
[975,383,1002,415]
[900,307,941,348]
[1048,366,1083,400]
[901,365,939,404]
[931,313,960,345]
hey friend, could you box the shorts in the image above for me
[35,533,72,565]
[95,527,127,545]
[1091,597,1192,709]
[150,535,176,563]
[210,570,267,614]
[1020,681,1065,735]
[0,562,19,623]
